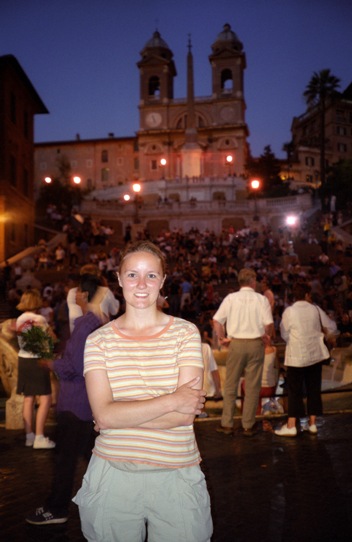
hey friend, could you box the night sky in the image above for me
[1,0,351,158]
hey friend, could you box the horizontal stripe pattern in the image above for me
[84,317,203,467]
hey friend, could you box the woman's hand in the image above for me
[172,377,206,415]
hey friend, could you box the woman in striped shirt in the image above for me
[74,240,213,542]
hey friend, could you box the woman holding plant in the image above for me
[16,289,56,449]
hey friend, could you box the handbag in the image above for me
[315,306,333,365]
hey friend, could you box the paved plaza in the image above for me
[1,392,352,542]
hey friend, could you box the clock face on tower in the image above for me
[145,112,162,128]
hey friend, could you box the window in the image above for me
[86,159,93,168]
[70,160,77,168]
[10,156,17,186]
[221,69,233,93]
[101,168,109,182]
[148,76,160,98]
[151,160,157,170]
[117,157,124,166]
[306,174,313,183]
[101,150,108,162]
[197,115,205,128]
[336,126,347,136]
[337,143,347,152]
[133,140,139,152]
[305,157,315,167]
[23,168,29,196]
[336,109,345,122]
[134,158,139,170]
[40,162,47,170]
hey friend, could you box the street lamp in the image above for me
[73,176,81,185]
[250,178,261,220]
[286,215,298,227]
[132,182,142,224]
[44,176,52,184]
[160,158,167,179]
[123,183,142,224]
[286,214,298,245]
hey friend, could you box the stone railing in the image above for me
[81,193,312,220]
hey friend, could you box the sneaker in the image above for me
[274,424,297,437]
[308,424,318,434]
[33,436,56,449]
[216,425,233,435]
[26,507,68,525]
[242,426,257,437]
[25,432,35,447]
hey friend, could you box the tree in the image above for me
[246,145,288,197]
[303,69,341,187]
[36,179,83,221]
[282,140,295,180]
[35,154,83,222]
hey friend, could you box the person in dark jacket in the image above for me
[26,275,108,525]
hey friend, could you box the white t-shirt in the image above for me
[280,302,337,367]
[213,287,273,338]
[67,286,120,333]
[201,343,218,397]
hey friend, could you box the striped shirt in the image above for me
[84,316,203,468]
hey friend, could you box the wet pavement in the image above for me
[1,397,352,542]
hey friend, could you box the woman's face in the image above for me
[118,251,165,309]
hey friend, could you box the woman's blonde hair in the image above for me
[16,289,43,312]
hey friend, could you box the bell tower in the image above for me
[137,30,176,130]
[209,23,246,124]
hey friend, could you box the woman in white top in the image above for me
[16,290,56,449]
[275,283,337,437]
[67,264,120,333]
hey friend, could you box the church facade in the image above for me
[34,23,250,193]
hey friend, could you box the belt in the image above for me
[230,337,262,341]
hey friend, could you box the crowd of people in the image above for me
[1,208,352,538]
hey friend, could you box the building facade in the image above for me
[290,83,352,185]
[0,55,48,262]
[34,23,249,193]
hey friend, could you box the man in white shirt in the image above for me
[213,268,273,436]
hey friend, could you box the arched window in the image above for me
[101,150,108,163]
[197,115,205,128]
[221,69,233,92]
[149,76,160,98]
